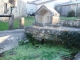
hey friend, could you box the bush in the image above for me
[58,31,80,48]
[18,40,25,45]
[26,32,80,48]
[26,33,37,45]
[67,10,75,17]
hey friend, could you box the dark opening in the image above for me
[41,39,44,45]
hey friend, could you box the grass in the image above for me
[0,16,79,60]
[14,17,35,28]
[0,21,8,31]
[0,16,79,31]
[14,19,20,29]
[24,17,35,26]
[0,42,79,60]
[60,17,78,20]
[0,16,35,31]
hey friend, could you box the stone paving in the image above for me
[0,29,25,53]
[74,52,80,60]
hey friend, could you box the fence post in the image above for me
[9,14,14,29]
[20,17,25,28]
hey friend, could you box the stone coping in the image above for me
[25,26,80,35]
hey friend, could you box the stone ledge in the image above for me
[24,26,80,40]
[0,29,26,53]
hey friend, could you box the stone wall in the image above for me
[25,26,80,40]
[56,3,80,16]
[0,0,27,21]
[12,0,27,18]
[60,20,80,28]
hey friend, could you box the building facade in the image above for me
[0,0,27,21]
[27,0,68,14]
[56,0,80,16]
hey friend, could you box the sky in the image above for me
[23,0,70,2]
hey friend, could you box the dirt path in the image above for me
[0,29,25,53]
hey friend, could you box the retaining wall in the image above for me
[60,20,80,28]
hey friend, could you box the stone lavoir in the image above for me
[25,5,80,41]
[34,5,60,27]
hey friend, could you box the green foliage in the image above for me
[26,33,34,42]
[24,17,35,26]
[58,31,80,48]
[60,17,78,20]
[26,33,37,45]
[0,17,35,31]
[0,21,8,31]
[67,10,75,17]
[0,42,78,60]
[18,40,25,45]
[14,20,20,28]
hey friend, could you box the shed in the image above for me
[34,5,60,26]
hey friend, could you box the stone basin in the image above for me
[24,26,80,40]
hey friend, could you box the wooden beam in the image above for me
[0,15,11,17]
